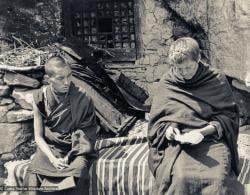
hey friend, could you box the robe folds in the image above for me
[25,82,97,194]
[147,62,241,194]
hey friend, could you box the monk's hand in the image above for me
[50,157,69,170]
[165,126,181,141]
[62,156,69,165]
[175,131,204,145]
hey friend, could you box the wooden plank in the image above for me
[0,65,44,72]
[105,48,136,62]
[72,76,128,133]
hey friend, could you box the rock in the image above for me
[0,103,15,122]
[149,54,160,66]
[0,78,5,85]
[0,85,10,97]
[7,109,34,123]
[25,71,45,81]
[145,13,157,31]
[0,153,15,161]
[231,86,250,126]
[12,88,36,110]
[232,79,250,93]
[0,122,33,154]
[154,63,170,80]
[145,66,156,83]
[4,72,40,88]
[0,161,5,178]
[165,0,250,81]
[142,56,150,65]
[0,97,13,105]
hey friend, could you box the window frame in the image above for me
[62,0,141,62]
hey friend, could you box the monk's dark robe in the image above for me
[147,62,244,195]
[24,82,98,194]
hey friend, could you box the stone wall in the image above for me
[0,69,43,181]
[107,0,210,101]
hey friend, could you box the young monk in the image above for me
[24,56,98,195]
[147,37,244,195]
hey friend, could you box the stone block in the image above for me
[0,122,33,154]
[142,56,150,65]
[12,88,36,110]
[154,63,171,80]
[232,79,250,93]
[4,72,40,88]
[7,109,34,123]
[0,103,15,123]
[0,85,10,97]
[25,71,45,81]
[1,153,15,161]
[0,97,13,106]
[154,4,170,22]
[0,78,4,85]
[143,0,156,12]
[149,54,160,65]
[145,66,156,83]
[145,13,157,30]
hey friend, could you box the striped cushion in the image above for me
[238,158,250,185]
[90,135,154,195]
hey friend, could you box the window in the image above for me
[63,0,138,61]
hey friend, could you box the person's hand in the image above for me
[50,156,69,170]
[62,156,69,165]
[165,126,181,141]
[175,131,204,145]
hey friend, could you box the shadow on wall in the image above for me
[0,0,63,47]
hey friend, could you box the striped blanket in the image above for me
[4,135,250,195]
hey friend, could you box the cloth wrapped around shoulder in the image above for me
[147,62,240,178]
[29,83,98,177]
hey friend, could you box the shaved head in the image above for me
[45,56,70,77]
[44,56,73,93]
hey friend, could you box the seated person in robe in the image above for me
[24,56,98,195]
[147,37,244,195]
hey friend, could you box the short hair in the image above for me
[45,56,70,77]
[168,37,200,65]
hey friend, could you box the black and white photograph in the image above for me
[0,0,249,194]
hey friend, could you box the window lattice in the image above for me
[71,0,136,49]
